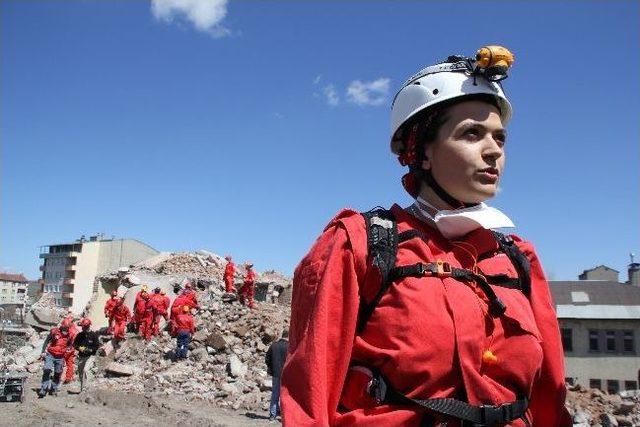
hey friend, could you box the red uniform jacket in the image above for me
[112,304,131,322]
[244,270,256,286]
[173,312,195,334]
[104,297,118,316]
[224,262,235,280]
[150,293,170,318]
[281,206,570,427]
[46,328,72,358]
[134,291,148,316]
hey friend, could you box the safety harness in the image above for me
[355,208,533,426]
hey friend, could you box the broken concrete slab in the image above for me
[105,362,141,377]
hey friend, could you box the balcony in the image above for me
[61,292,73,299]
[61,284,74,293]
[64,264,76,272]
[63,279,74,285]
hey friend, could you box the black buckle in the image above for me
[477,403,512,426]
[367,373,388,404]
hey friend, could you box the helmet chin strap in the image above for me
[418,168,478,209]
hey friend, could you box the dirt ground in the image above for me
[2,374,277,427]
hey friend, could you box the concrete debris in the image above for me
[24,293,67,330]
[105,362,140,377]
[566,383,640,426]
[0,327,45,373]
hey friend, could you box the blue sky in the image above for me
[2,1,638,282]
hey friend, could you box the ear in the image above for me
[421,144,434,171]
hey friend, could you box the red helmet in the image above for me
[79,318,91,328]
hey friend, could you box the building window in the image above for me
[561,328,573,352]
[606,330,616,352]
[590,379,602,390]
[589,330,600,352]
[623,331,635,353]
[625,380,638,390]
[607,380,620,394]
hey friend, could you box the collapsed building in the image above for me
[5,250,640,423]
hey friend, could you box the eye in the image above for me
[462,127,481,139]
[494,132,507,146]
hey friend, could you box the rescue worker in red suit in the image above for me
[38,325,73,397]
[60,314,78,384]
[150,288,170,335]
[133,285,149,332]
[173,304,196,359]
[239,263,256,309]
[281,47,571,427]
[170,282,199,320]
[112,297,131,342]
[224,255,236,293]
[104,290,119,334]
[139,292,155,341]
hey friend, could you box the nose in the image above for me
[482,134,504,163]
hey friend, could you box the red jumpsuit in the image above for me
[104,296,118,333]
[112,303,131,341]
[60,316,78,383]
[138,297,155,341]
[240,269,256,308]
[133,291,148,330]
[224,261,236,293]
[150,293,170,335]
[281,206,571,426]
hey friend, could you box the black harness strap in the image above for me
[491,231,531,297]
[358,209,398,333]
[369,369,529,426]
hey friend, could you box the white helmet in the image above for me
[390,58,512,155]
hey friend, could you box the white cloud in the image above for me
[346,78,390,106]
[323,84,339,106]
[151,0,230,37]
[312,75,322,85]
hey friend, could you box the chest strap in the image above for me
[389,261,507,317]
[368,368,529,426]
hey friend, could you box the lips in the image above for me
[477,167,500,183]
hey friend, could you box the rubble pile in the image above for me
[566,385,640,426]
[0,328,46,373]
[92,293,290,412]
[152,252,226,280]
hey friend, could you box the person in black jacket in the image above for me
[265,330,288,422]
[73,318,100,391]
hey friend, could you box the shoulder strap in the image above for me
[491,231,532,298]
[357,208,398,333]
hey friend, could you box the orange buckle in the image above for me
[436,260,452,277]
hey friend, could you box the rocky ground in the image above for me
[2,374,275,427]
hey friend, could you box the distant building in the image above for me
[0,273,28,306]
[39,234,159,315]
[550,262,640,393]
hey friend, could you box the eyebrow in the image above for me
[458,121,506,134]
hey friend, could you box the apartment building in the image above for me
[550,261,640,393]
[39,235,158,315]
[0,273,28,306]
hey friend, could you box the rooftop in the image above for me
[0,273,29,283]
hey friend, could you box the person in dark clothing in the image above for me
[73,318,100,391]
[265,330,289,421]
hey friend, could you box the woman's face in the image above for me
[423,100,506,204]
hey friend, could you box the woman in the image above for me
[281,47,571,426]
